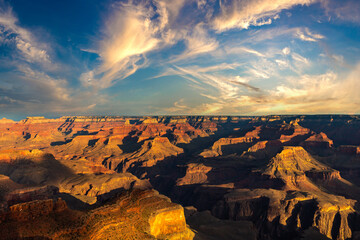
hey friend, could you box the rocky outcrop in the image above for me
[280,122,311,143]
[177,163,212,186]
[1,115,360,240]
[244,140,282,159]
[200,127,261,157]
[58,173,151,204]
[212,189,357,240]
[3,198,67,222]
[116,137,184,172]
[303,132,334,148]
[264,147,330,179]
[0,189,194,240]
[0,150,151,205]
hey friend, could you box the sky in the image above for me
[0,0,360,120]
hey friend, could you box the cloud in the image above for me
[82,0,194,88]
[268,64,360,113]
[225,46,265,57]
[154,63,263,115]
[156,61,360,115]
[0,5,51,65]
[0,65,101,114]
[0,3,102,116]
[239,27,324,45]
[92,1,163,88]
[163,98,191,113]
[282,47,291,55]
[80,0,325,90]
[170,23,219,62]
[321,0,360,24]
[247,68,270,79]
[212,0,317,32]
[291,52,309,64]
[295,27,324,42]
[275,59,288,67]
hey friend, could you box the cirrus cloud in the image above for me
[212,0,317,32]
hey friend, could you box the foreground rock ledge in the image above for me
[0,189,195,240]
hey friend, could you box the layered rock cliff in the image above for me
[0,189,194,240]
[1,115,360,240]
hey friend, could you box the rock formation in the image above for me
[0,115,360,239]
[0,189,194,240]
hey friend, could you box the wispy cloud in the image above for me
[80,0,196,88]
[239,27,324,44]
[321,0,360,24]
[295,27,325,42]
[169,23,219,63]
[0,65,100,114]
[0,3,102,116]
[0,5,51,65]
[82,1,163,88]
[212,0,317,32]
[224,46,265,57]
[268,64,360,113]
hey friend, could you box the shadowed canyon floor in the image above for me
[0,115,360,239]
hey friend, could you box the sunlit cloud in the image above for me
[0,5,51,65]
[212,0,317,32]
[0,65,101,115]
[170,23,219,63]
[1,0,359,118]
[0,3,103,116]
[268,64,360,113]
[225,46,265,57]
[295,27,325,42]
[238,27,324,45]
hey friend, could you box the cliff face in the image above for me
[263,147,330,182]
[212,188,356,240]
[1,115,360,240]
[0,189,194,240]
[303,132,334,148]
[279,122,311,144]
[177,163,212,186]
[111,136,184,173]
[210,147,358,240]
[200,126,261,157]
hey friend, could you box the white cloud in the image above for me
[170,23,219,63]
[291,52,309,65]
[212,0,317,32]
[155,63,262,116]
[93,2,163,88]
[81,0,216,88]
[225,46,265,57]
[0,6,51,65]
[282,47,291,55]
[269,65,360,113]
[164,98,191,113]
[275,59,288,67]
[248,68,270,79]
[295,27,325,42]
[15,38,50,64]
[0,65,103,114]
[239,27,324,45]
[0,4,102,115]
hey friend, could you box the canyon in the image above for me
[0,115,360,239]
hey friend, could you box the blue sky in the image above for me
[0,0,359,120]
